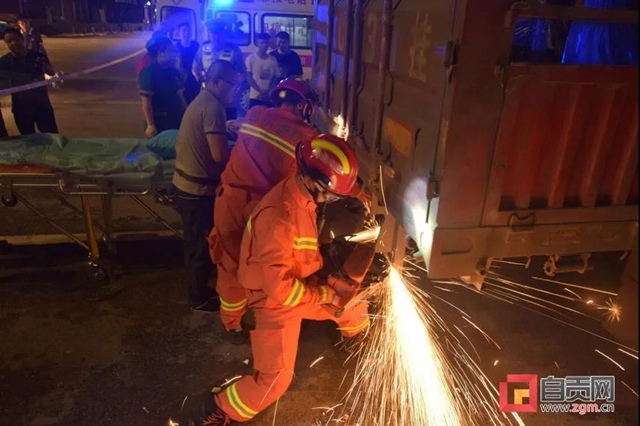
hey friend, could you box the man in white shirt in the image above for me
[245,32,280,109]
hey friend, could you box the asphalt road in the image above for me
[0,34,638,426]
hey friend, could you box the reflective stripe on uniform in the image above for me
[293,236,317,251]
[225,382,258,420]
[283,279,306,307]
[220,297,248,312]
[239,123,296,158]
[319,285,329,304]
[338,317,370,335]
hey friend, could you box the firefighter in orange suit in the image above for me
[169,135,370,426]
[207,78,319,344]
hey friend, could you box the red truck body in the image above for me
[311,0,638,281]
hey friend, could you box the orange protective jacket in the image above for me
[221,106,319,197]
[238,176,329,309]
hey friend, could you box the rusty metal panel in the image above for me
[354,0,456,229]
[483,65,639,226]
[430,0,513,230]
[427,220,638,279]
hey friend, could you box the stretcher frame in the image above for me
[0,167,182,280]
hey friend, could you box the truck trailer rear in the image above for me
[311,0,638,289]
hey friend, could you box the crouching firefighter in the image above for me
[207,78,319,345]
[169,135,370,425]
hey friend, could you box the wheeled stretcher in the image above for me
[0,164,182,279]
[0,133,183,280]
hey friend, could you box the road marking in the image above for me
[62,100,140,105]
[0,48,144,96]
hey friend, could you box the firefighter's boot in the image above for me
[168,388,233,426]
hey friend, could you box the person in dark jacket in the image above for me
[138,37,186,138]
[0,27,58,135]
[269,31,303,79]
[175,22,200,104]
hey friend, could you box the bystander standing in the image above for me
[175,22,200,104]
[192,20,245,119]
[136,30,170,78]
[15,14,47,57]
[172,59,241,312]
[0,27,58,135]
[245,32,279,109]
[269,31,303,79]
[138,37,186,138]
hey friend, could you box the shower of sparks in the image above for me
[532,276,617,296]
[563,288,583,300]
[462,316,501,349]
[332,265,524,426]
[621,381,639,398]
[271,398,279,426]
[595,349,626,371]
[598,299,622,323]
[493,360,499,366]
[220,375,243,388]
[310,356,325,368]
[344,226,381,243]
[450,272,639,358]
[554,361,561,370]
[349,266,460,425]
[618,348,639,360]
[454,324,481,361]
[486,273,599,320]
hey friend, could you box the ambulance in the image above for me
[154,0,314,114]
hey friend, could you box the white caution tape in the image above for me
[0,48,145,97]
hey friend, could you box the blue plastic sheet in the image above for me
[562,0,639,65]
[0,133,168,183]
[512,0,577,62]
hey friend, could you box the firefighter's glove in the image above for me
[145,124,158,139]
[317,284,339,306]
[362,254,391,285]
[324,275,357,310]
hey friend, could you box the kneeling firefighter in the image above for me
[169,135,371,425]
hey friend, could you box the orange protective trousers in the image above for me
[207,184,261,330]
[215,299,369,422]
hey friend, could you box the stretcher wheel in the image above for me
[1,193,18,207]
[87,262,108,281]
[92,266,107,281]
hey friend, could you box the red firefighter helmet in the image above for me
[271,77,317,121]
[296,134,359,196]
